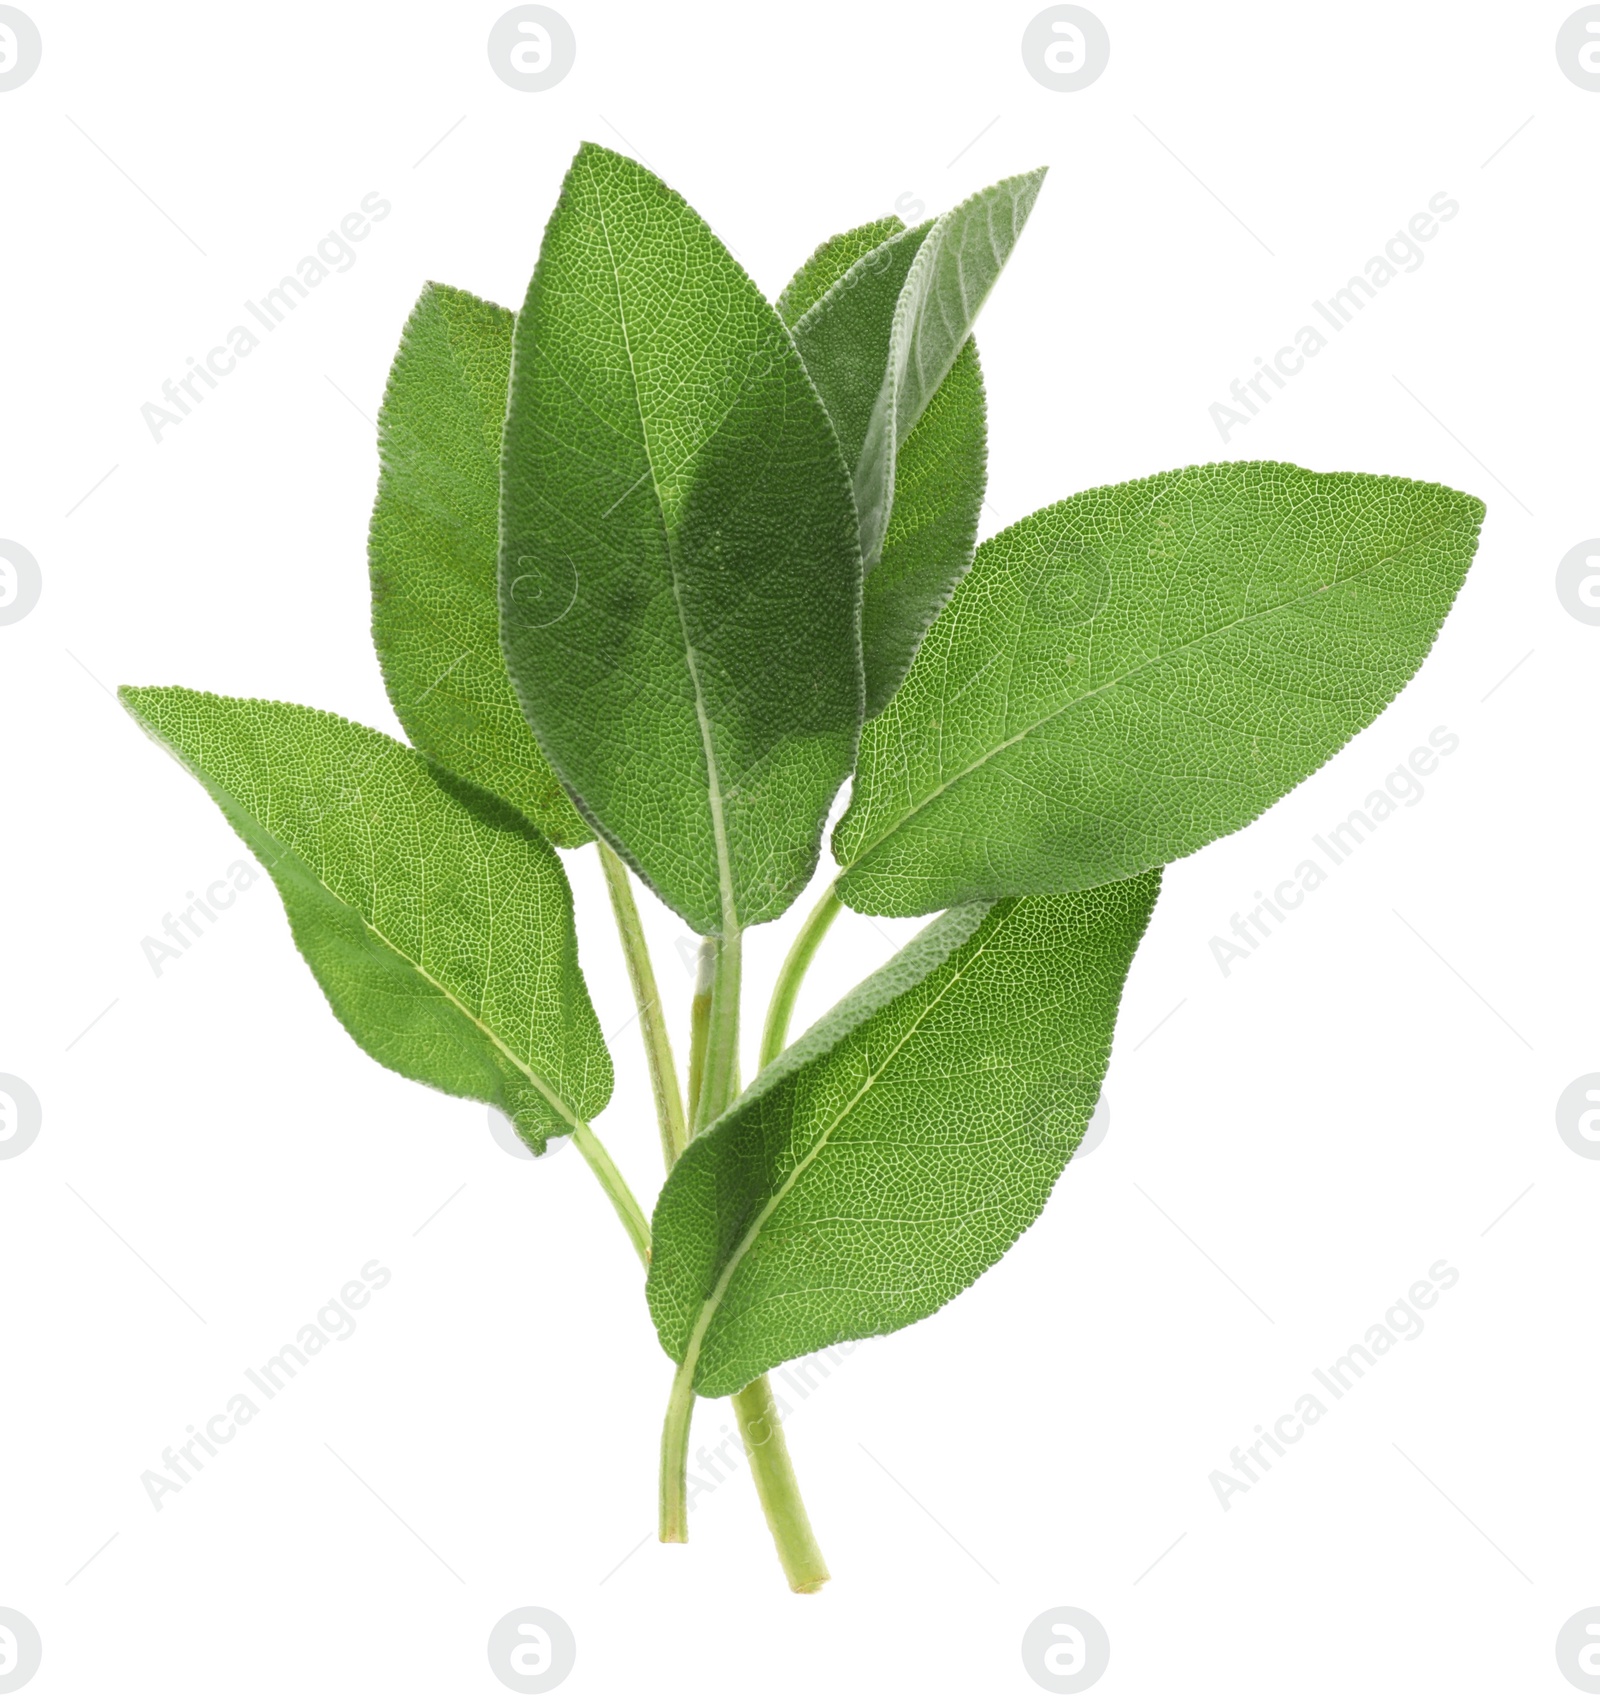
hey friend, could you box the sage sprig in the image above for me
[122,142,1483,1592]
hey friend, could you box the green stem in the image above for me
[696,928,743,1131]
[657,926,830,1589]
[658,1350,829,1592]
[730,1376,830,1592]
[566,858,825,1580]
[570,1119,651,1268]
[758,882,843,1069]
[596,841,688,1167]
[659,1357,696,1542]
[659,946,719,1541]
[686,939,715,1133]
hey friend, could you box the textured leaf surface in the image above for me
[500,142,863,936]
[789,223,930,474]
[852,168,1044,570]
[776,215,905,325]
[369,282,590,846]
[120,687,611,1150]
[647,874,1158,1395]
[786,222,990,715]
[863,340,986,715]
[835,463,1485,915]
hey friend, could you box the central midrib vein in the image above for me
[216,789,585,1133]
[594,189,739,938]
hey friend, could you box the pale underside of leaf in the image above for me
[861,337,986,715]
[783,218,990,715]
[852,168,1046,569]
[790,223,932,472]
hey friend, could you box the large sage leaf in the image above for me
[120,688,612,1150]
[647,874,1158,1396]
[852,168,1045,571]
[785,221,990,715]
[500,142,863,937]
[835,463,1485,916]
[369,282,590,847]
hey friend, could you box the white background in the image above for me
[2,2,1596,1695]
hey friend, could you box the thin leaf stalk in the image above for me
[758,881,843,1069]
[658,1357,697,1542]
[696,928,743,1131]
[596,841,688,1167]
[657,927,829,1590]
[569,1119,651,1267]
[728,1376,829,1592]
[686,939,715,1131]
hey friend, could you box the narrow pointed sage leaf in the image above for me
[853,167,1045,570]
[369,282,591,848]
[647,873,1159,1397]
[785,213,998,711]
[776,214,905,325]
[789,222,931,473]
[861,340,985,715]
[835,462,1485,916]
[500,142,863,937]
[119,687,611,1151]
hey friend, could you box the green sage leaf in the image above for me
[120,687,611,1151]
[784,217,991,715]
[852,168,1045,571]
[835,462,1485,916]
[776,215,905,325]
[369,282,590,846]
[647,874,1158,1395]
[863,341,986,715]
[789,222,931,474]
[500,142,863,937]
